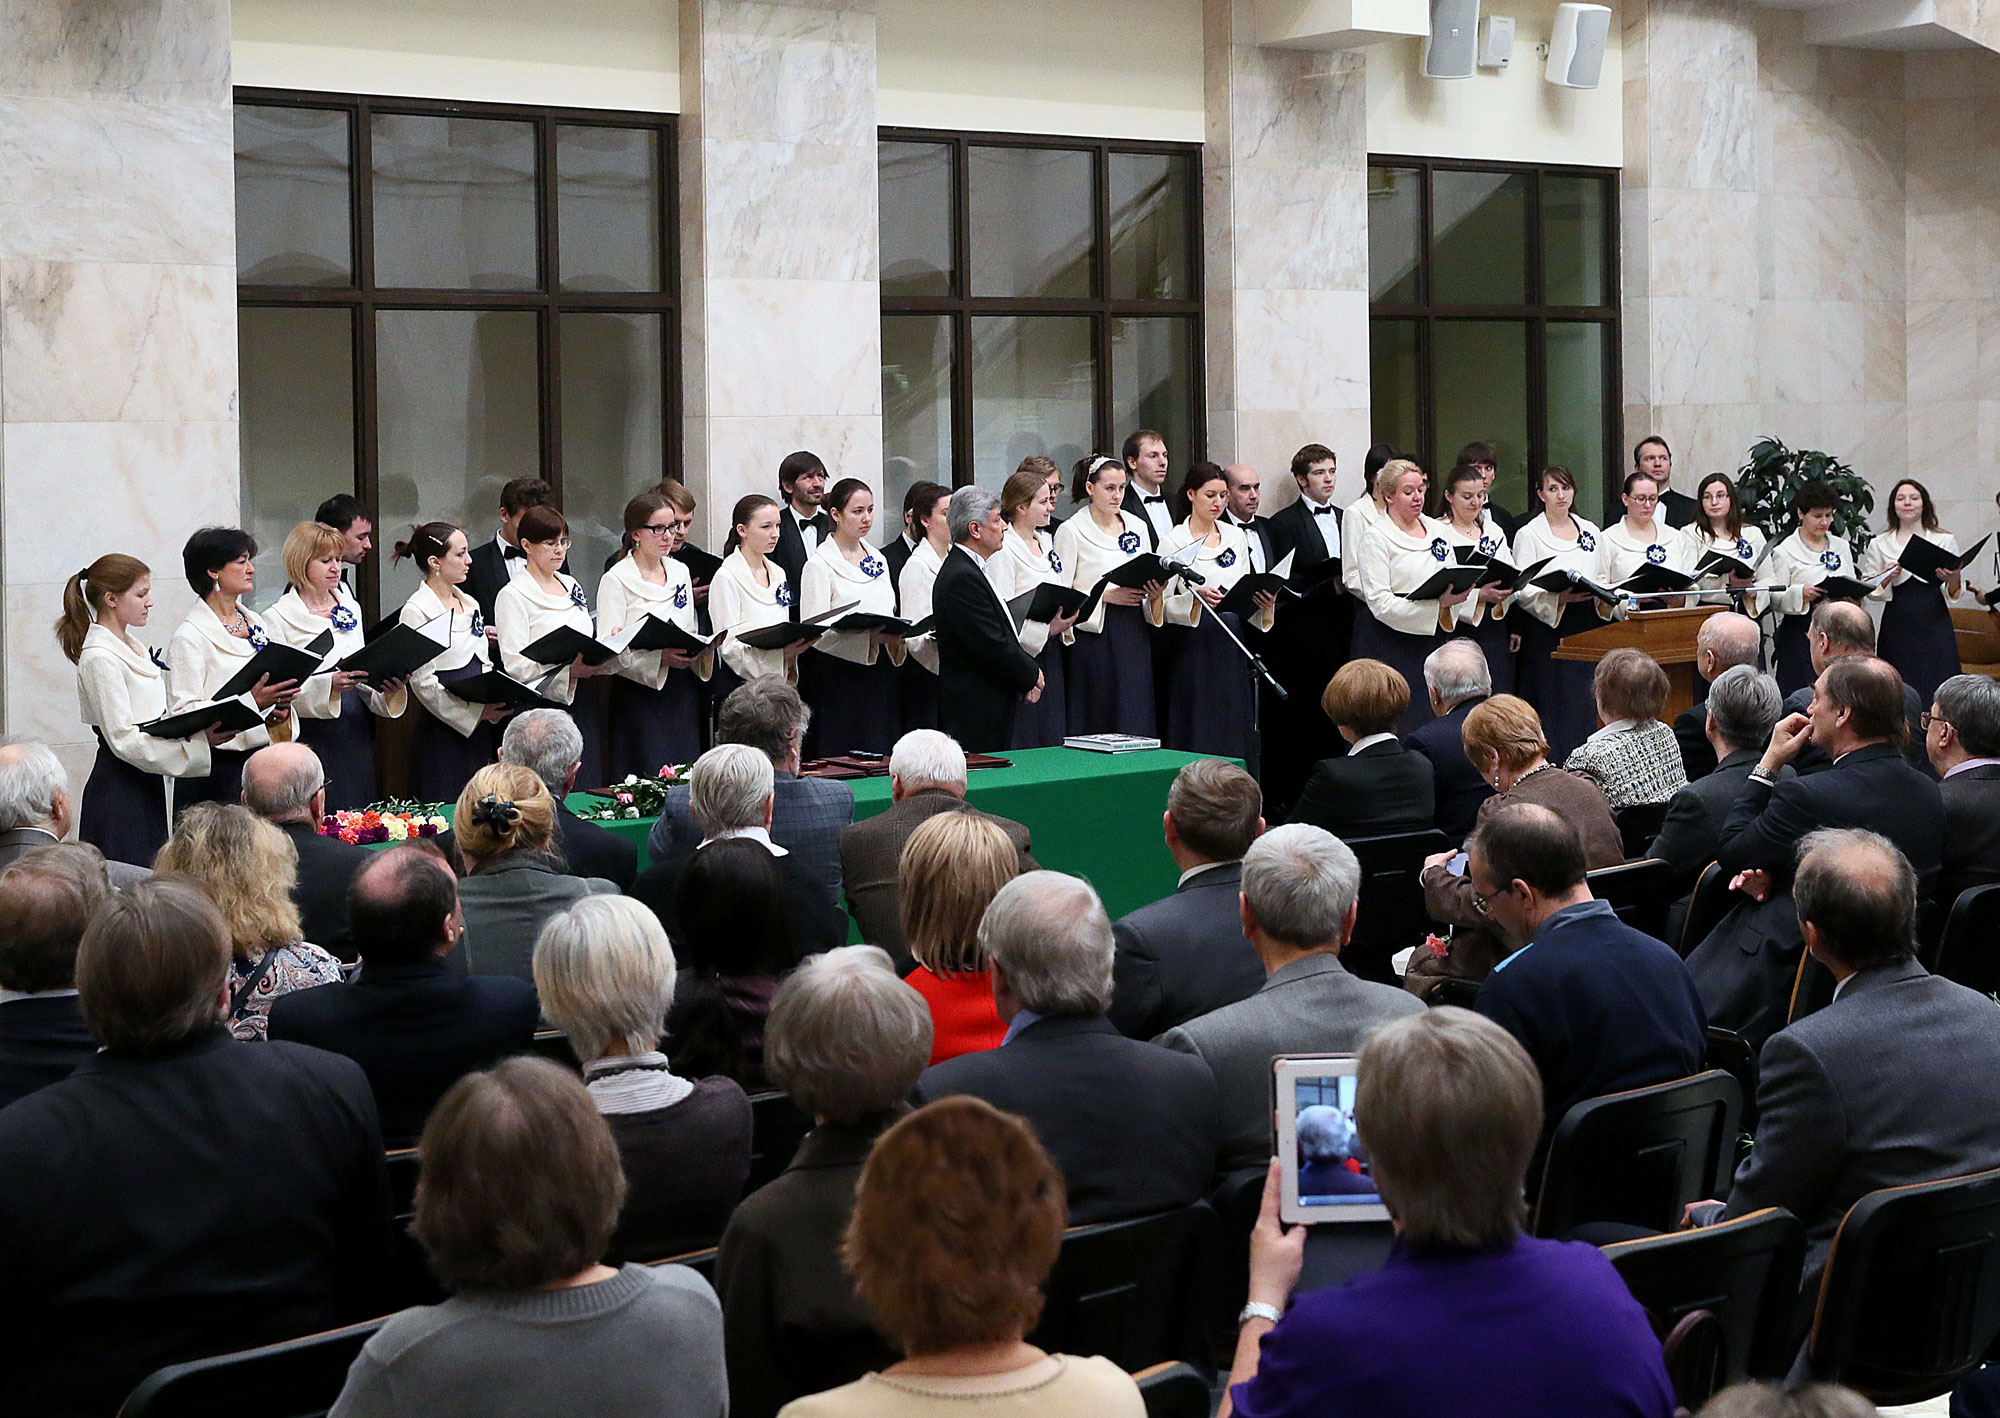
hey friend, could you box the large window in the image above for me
[879,130,1202,510]
[1367,158,1618,523]
[235,91,677,615]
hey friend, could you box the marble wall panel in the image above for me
[1649,296,1757,408]
[692,1,877,148]
[1220,162,1366,293]
[699,139,878,284]
[1648,189,1759,299]
[1234,407,1373,511]
[1756,299,1822,405]
[1863,299,1906,403]
[1230,289,1369,414]
[1642,76,1758,192]
[704,278,882,418]
[1819,300,1866,408]
[700,412,882,543]
[0,0,231,107]
[1907,298,1979,405]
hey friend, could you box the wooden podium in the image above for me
[1550,606,1723,720]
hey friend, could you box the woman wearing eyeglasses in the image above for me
[495,505,602,714]
[1596,470,1691,611]
[598,491,710,778]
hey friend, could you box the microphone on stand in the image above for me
[1164,545,1208,586]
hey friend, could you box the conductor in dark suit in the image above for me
[241,744,371,961]
[0,844,107,1111]
[1262,443,1351,815]
[916,871,1221,1224]
[1108,758,1268,1040]
[1289,658,1436,838]
[463,475,558,625]
[1403,639,1494,842]
[932,486,1044,754]
[267,846,538,1145]
[1671,612,1761,782]
[769,450,832,602]
[1925,675,2000,911]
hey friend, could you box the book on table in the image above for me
[1063,733,1162,754]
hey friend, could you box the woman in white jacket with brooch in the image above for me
[893,484,953,731]
[1510,465,1607,760]
[1053,456,1164,737]
[1351,460,1469,734]
[1159,463,1276,759]
[989,460,1080,748]
[598,491,711,777]
[799,478,906,756]
[709,494,812,694]
[396,521,510,805]
[1765,480,1864,697]
[1434,462,1518,697]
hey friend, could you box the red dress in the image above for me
[904,965,1007,1065]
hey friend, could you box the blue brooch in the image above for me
[777,582,793,608]
[568,583,588,610]
[330,604,359,633]
[1578,531,1597,552]
[470,608,486,639]
[1737,538,1754,559]
[1480,536,1500,555]
[247,624,269,651]
[1218,548,1237,569]
[1819,548,1841,571]
[672,584,689,610]
[149,646,170,672]
[1430,538,1449,562]
[1646,544,1668,565]
[860,554,884,579]
[1048,550,1063,574]
[1118,530,1141,554]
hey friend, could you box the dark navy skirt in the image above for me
[1350,606,1444,736]
[1880,579,1960,705]
[606,672,705,779]
[176,747,250,815]
[1166,610,1255,759]
[1774,613,1815,699]
[1515,601,1601,761]
[1067,604,1155,737]
[411,714,502,808]
[1011,638,1068,749]
[80,733,170,867]
[297,691,377,810]
[900,662,939,731]
[1449,609,1518,698]
[801,651,902,757]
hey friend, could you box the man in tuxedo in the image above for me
[1262,442,1350,815]
[267,846,538,1145]
[0,844,107,1110]
[916,872,1220,1224]
[1222,465,1279,574]
[241,743,372,960]
[1781,599,1930,777]
[770,449,832,600]
[932,486,1043,754]
[1123,428,1174,549]
[1636,436,1699,529]
[1404,639,1495,843]
[314,493,373,592]
[464,475,557,625]
[1927,674,2000,911]
[1672,612,1762,781]
[0,740,147,889]
[1108,758,1267,1041]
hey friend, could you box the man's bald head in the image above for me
[1224,465,1262,522]
[1809,599,1875,673]
[241,743,326,825]
[1696,612,1760,680]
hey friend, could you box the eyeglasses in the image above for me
[636,522,676,535]
[1470,882,1508,916]
[1921,710,1947,731]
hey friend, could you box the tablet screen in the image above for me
[1273,1056,1391,1224]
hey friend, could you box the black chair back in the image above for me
[1586,858,1675,944]
[646,1246,718,1284]
[1343,830,1450,985]
[1428,978,1483,1009]
[1028,1202,1218,1374]
[1933,885,2000,998]
[1204,1168,1268,1354]
[119,1318,387,1418]
[746,1091,814,1194]
[1134,1361,1212,1418]
[378,1148,445,1312]
[1601,1208,1807,1386]
[383,1148,421,1219]
[1679,861,1734,958]
[1703,1026,1759,1136]
[1809,1167,2000,1404]
[1534,1071,1741,1238]
[1615,802,1670,860]
[1660,1309,1727,1414]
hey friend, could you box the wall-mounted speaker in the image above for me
[1479,14,1514,68]
[1545,1,1611,87]
[1422,0,1481,78]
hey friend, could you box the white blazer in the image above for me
[496,572,593,705]
[1439,514,1511,627]
[1766,531,1860,618]
[1510,513,1605,629]
[77,623,211,781]
[1159,520,1275,632]
[1682,524,1770,613]
[597,554,711,690]
[801,538,902,667]
[166,599,281,753]
[264,585,408,722]
[897,540,946,675]
[1860,528,1959,596]
[1341,499,1385,596]
[709,550,797,683]
[399,580,490,739]
[989,527,1073,656]
[1052,509,1162,636]
[1356,514,1461,636]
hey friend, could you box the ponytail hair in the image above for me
[616,491,673,563]
[392,522,460,578]
[1070,454,1120,507]
[724,494,779,555]
[55,554,149,663]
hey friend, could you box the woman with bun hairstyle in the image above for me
[264,521,407,809]
[1052,454,1165,736]
[987,460,1077,749]
[892,482,953,732]
[1158,461,1275,758]
[453,763,618,984]
[599,491,711,776]
[496,504,601,709]
[58,555,223,864]
[710,494,812,694]
[396,522,510,805]
[799,478,906,756]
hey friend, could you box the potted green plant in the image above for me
[1733,437,1876,543]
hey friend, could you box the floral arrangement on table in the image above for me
[318,799,450,844]
[578,765,689,820]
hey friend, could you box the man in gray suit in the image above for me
[0,739,147,889]
[1158,823,1424,1175]
[1927,674,2000,911]
[1649,666,1787,892]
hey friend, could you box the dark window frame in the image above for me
[234,86,679,621]
[879,125,1206,485]
[1366,153,1621,510]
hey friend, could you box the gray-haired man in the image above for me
[931,487,1043,752]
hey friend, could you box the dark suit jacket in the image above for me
[275,820,371,963]
[1404,696,1494,842]
[557,803,639,889]
[934,545,1041,753]
[1108,861,1265,1041]
[917,1014,1220,1224]
[0,1028,390,1418]
[1780,680,1932,778]
[1266,496,1340,571]
[837,789,1035,956]
[266,957,539,1145]
[646,770,855,907]
[1646,749,1776,888]
[772,507,831,603]
[882,534,914,591]
[1673,703,1719,782]
[0,994,96,1111]
[1940,764,2000,909]
[1660,487,1700,530]
[0,827,149,888]
[1289,739,1437,839]
[1684,892,1805,1054]
[1715,742,1944,891]
[630,844,848,968]
[1225,514,1280,573]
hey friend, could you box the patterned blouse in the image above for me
[1563,718,1690,810]
[228,942,343,1042]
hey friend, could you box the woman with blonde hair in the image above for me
[264,521,407,809]
[989,458,1078,748]
[898,811,1019,1064]
[1289,659,1436,839]
[453,763,617,984]
[1351,459,1471,733]
[154,801,341,1039]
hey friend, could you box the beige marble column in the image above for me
[1202,0,1372,507]
[0,1,241,788]
[678,0,882,545]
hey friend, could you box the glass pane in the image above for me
[969,146,1092,299]
[880,141,953,299]
[235,106,351,286]
[557,125,660,293]
[970,315,1092,487]
[376,310,541,602]
[1546,322,1610,524]
[1369,319,1422,460]
[239,307,354,601]
[1112,317,1193,470]
[1431,169,1528,306]
[883,315,954,500]
[371,113,538,290]
[1432,320,1529,511]
[1367,166,1421,304]
[1543,172,1607,307]
[1108,151,1192,300]
[562,313,665,593]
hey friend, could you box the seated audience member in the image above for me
[1414,695,1623,985]
[1468,804,1706,1176]
[647,677,854,906]
[0,844,110,1108]
[241,743,371,961]
[156,801,343,1040]
[1296,1105,1373,1197]
[1648,665,1787,890]
[1673,612,1762,782]
[1692,830,2000,1288]
[1563,648,1689,809]
[631,743,844,961]
[1160,824,1423,1175]
[1926,674,2000,910]
[499,709,639,889]
[1219,1009,1674,1418]
[0,738,147,887]
[1781,600,1929,777]
[915,872,1219,1224]
[1288,660,1436,837]
[1404,639,1496,842]
[1694,1384,1877,1418]
[534,895,751,1261]
[778,1096,1146,1418]
[454,764,617,983]
[661,838,801,1089]
[716,947,933,1418]
[837,729,1034,952]
[328,1057,726,1418]
[266,846,539,1145]
[899,811,1019,1063]
[1109,758,1267,1040]
[0,878,388,1418]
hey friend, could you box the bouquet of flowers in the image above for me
[578,765,688,820]
[319,798,450,845]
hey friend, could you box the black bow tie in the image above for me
[502,544,526,560]
[799,512,830,532]
[1311,504,1336,517]
[1140,494,1165,506]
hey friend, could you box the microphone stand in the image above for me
[1165,543,1289,781]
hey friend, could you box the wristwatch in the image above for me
[1238,1301,1283,1327]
